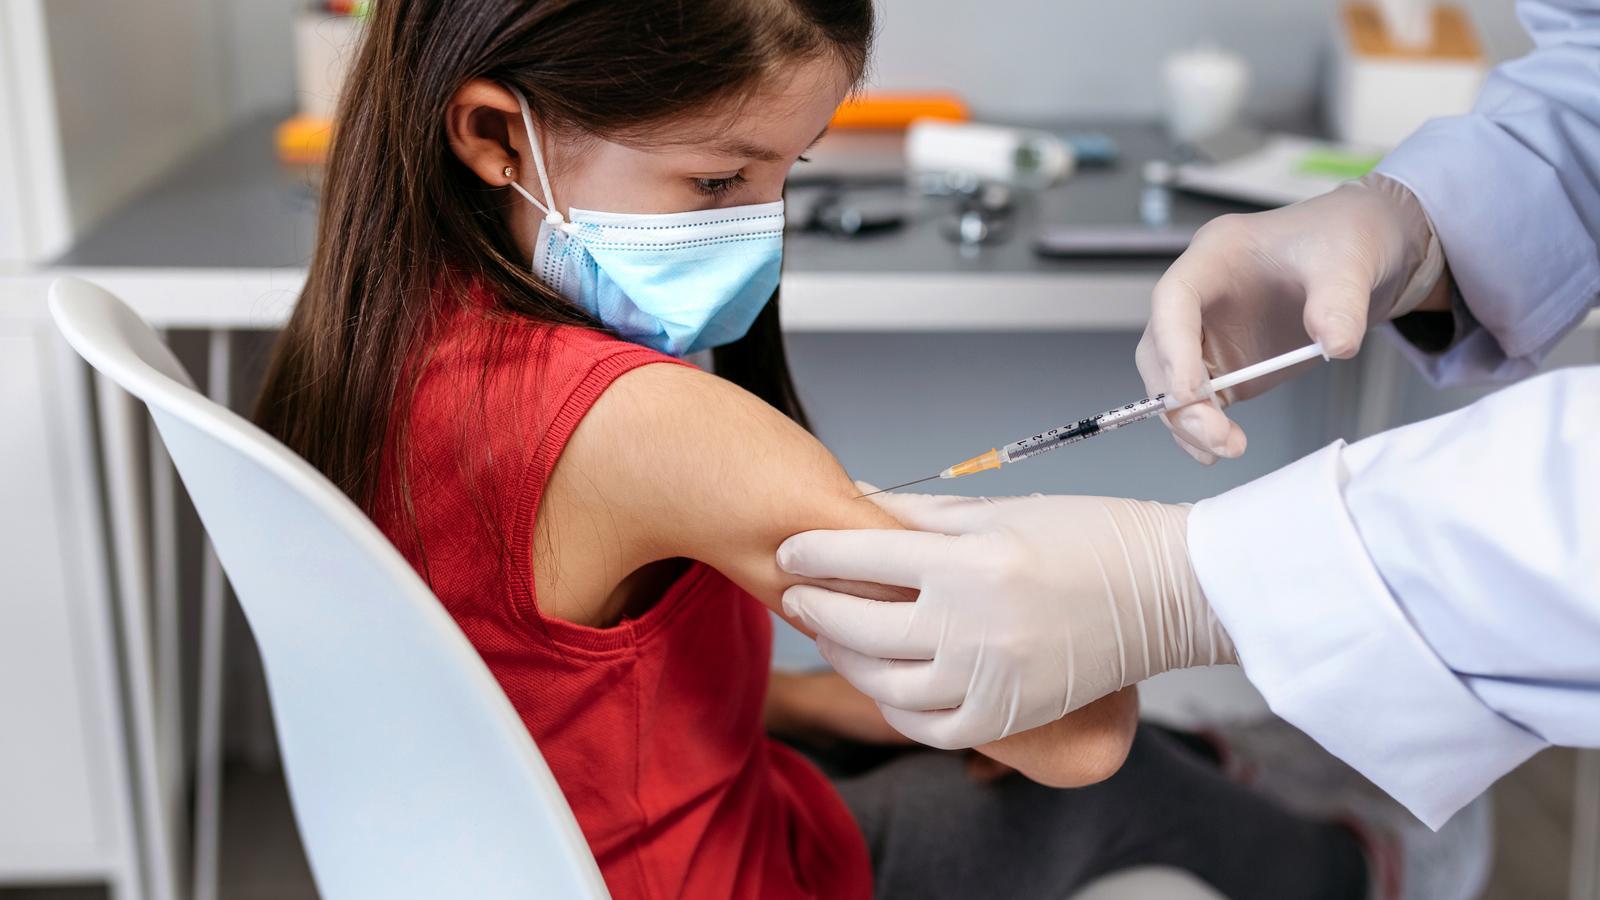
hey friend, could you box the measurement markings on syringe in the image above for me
[1003,395,1169,462]
[1005,418,1099,461]
[1011,418,1095,449]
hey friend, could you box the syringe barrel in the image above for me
[1001,394,1167,463]
[984,343,1328,472]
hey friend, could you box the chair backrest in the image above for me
[49,278,610,900]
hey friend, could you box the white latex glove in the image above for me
[1138,172,1445,464]
[776,490,1236,750]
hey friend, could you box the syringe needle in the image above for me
[856,474,941,498]
[864,344,1332,496]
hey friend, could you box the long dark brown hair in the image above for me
[256,0,873,514]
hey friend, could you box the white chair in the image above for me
[49,277,610,900]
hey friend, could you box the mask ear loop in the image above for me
[508,87,580,237]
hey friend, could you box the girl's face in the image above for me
[446,56,853,258]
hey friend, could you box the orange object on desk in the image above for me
[829,93,969,129]
[276,115,334,166]
[280,93,969,163]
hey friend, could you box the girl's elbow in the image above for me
[1000,688,1140,788]
[1072,721,1136,786]
[1022,733,1133,788]
[1076,687,1140,784]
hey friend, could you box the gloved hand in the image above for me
[1139,172,1445,464]
[776,490,1236,750]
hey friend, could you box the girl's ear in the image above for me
[445,79,529,187]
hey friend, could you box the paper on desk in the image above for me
[1173,133,1383,208]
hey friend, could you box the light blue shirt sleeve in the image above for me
[1375,0,1600,387]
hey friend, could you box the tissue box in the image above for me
[1328,2,1486,149]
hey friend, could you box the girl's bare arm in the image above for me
[538,361,1135,786]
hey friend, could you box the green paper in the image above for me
[1296,149,1382,180]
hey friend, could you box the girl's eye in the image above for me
[693,173,745,197]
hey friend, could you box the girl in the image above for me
[257,1,1372,898]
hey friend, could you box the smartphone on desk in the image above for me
[1033,225,1196,258]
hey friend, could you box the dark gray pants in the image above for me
[815,725,1367,900]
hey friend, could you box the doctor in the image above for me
[777,0,1600,829]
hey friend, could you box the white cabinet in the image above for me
[1,0,244,894]
[0,306,139,896]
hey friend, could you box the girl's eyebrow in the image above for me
[711,126,831,163]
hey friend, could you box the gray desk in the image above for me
[48,114,1255,331]
[61,116,1251,272]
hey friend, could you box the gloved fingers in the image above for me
[781,584,936,659]
[877,702,999,751]
[1140,331,1222,464]
[1167,427,1217,465]
[859,489,1009,534]
[817,637,966,710]
[1301,275,1373,359]
[1145,266,1256,460]
[777,528,952,587]
[1158,398,1243,462]
[1146,260,1223,409]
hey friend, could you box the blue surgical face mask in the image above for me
[507,88,784,357]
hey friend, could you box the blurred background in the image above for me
[0,1,1594,899]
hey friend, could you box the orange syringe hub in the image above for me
[941,448,1004,479]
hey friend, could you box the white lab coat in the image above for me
[1189,0,1600,830]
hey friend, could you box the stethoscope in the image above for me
[792,173,1016,246]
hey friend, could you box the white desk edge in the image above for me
[5,267,1165,331]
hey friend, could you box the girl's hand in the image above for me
[963,752,1016,783]
[766,672,1135,789]
[974,688,1140,788]
[765,670,914,746]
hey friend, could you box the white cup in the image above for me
[1163,45,1251,145]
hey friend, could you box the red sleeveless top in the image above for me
[372,298,870,900]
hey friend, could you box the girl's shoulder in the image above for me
[420,288,694,427]
[417,293,694,451]
[437,287,669,370]
[393,289,705,621]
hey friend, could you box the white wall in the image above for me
[0,0,70,264]
[212,0,301,119]
[208,0,1536,123]
[0,10,28,263]
[865,0,1532,120]
[43,0,230,241]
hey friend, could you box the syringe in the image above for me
[863,342,1328,497]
